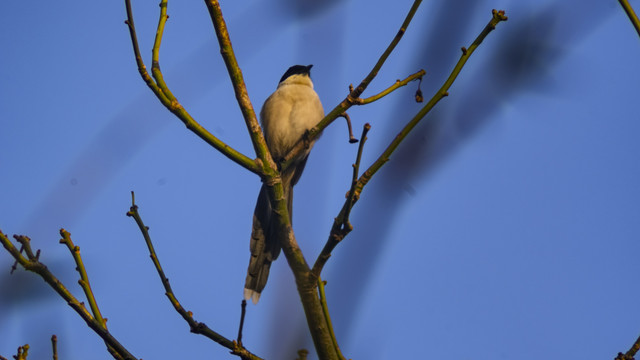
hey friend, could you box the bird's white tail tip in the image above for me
[243,288,261,304]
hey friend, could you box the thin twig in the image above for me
[237,300,247,345]
[58,229,122,358]
[619,0,640,38]
[342,123,371,230]
[51,335,58,360]
[312,9,508,277]
[59,229,107,327]
[339,113,359,143]
[126,192,262,360]
[311,124,369,278]
[317,278,345,360]
[358,70,425,105]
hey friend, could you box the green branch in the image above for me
[616,332,640,360]
[317,278,345,360]
[358,70,425,105]
[203,0,274,174]
[0,230,137,360]
[312,9,508,277]
[619,0,640,38]
[123,0,259,174]
[59,230,106,327]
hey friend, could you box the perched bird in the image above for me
[244,64,324,304]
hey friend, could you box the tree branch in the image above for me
[59,230,107,328]
[616,332,640,360]
[203,0,274,174]
[125,192,262,360]
[200,3,345,358]
[123,0,259,174]
[317,278,345,360]
[0,230,137,360]
[619,0,640,38]
[51,335,58,360]
[357,70,425,105]
[312,9,509,277]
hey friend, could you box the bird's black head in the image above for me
[279,64,313,83]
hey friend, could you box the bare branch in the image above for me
[339,113,359,143]
[312,9,508,277]
[123,0,259,174]
[59,229,107,328]
[0,230,137,360]
[359,10,508,185]
[203,0,274,174]
[342,123,371,229]
[311,123,370,277]
[358,70,425,105]
[618,0,640,38]
[616,332,640,360]
[125,192,262,360]
[317,278,345,360]
[51,335,58,360]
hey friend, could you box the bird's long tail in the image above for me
[243,182,293,304]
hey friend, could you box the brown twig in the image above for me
[51,335,58,360]
[340,113,359,143]
[125,192,262,360]
[237,299,247,345]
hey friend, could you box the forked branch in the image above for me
[126,192,262,360]
[123,0,259,174]
[0,230,136,360]
[312,9,509,277]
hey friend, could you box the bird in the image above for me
[244,64,324,304]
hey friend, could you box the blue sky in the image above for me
[2,0,640,359]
